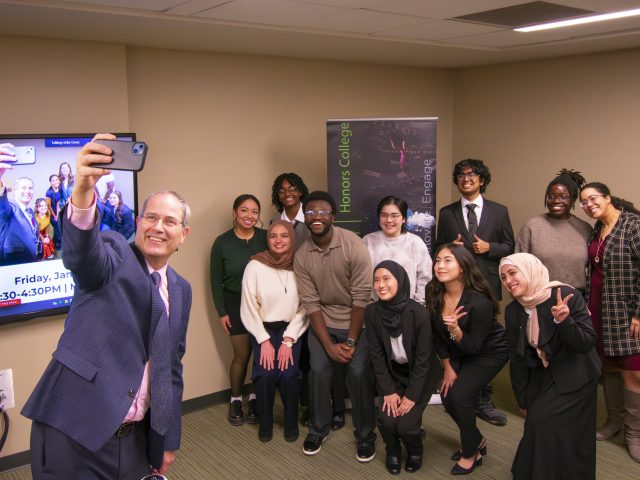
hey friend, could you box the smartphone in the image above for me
[10,146,36,165]
[92,139,148,171]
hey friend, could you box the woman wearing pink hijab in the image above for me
[500,253,601,480]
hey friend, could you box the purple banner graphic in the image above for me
[327,118,437,252]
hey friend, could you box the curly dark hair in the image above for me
[580,182,640,215]
[271,173,309,213]
[425,243,499,317]
[452,159,491,193]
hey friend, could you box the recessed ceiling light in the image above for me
[515,7,640,32]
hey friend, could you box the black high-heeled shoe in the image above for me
[450,438,487,461]
[451,455,482,475]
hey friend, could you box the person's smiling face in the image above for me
[456,167,483,199]
[546,184,572,220]
[278,179,301,211]
[434,247,463,284]
[374,267,398,301]
[379,204,404,238]
[304,199,334,237]
[500,264,528,298]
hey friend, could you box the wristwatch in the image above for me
[344,337,356,348]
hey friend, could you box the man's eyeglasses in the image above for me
[546,194,571,202]
[140,213,183,228]
[456,172,478,181]
[304,210,332,217]
[278,186,299,196]
[579,194,606,208]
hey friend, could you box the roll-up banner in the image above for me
[327,118,437,252]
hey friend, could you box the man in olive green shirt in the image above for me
[293,191,376,462]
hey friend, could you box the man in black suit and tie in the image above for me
[0,145,42,265]
[435,158,514,426]
[22,134,192,479]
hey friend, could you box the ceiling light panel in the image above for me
[195,0,343,25]
[68,0,184,11]
[374,19,503,41]
[294,9,428,34]
[291,0,525,20]
[166,0,230,16]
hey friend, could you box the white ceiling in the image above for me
[1,0,640,67]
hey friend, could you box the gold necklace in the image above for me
[594,232,608,264]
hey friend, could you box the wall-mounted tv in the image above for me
[0,133,138,326]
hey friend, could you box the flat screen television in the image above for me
[0,133,139,326]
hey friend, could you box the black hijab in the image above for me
[373,260,411,338]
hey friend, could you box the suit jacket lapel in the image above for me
[475,200,491,239]
[167,267,182,338]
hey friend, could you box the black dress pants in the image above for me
[307,327,375,441]
[441,361,505,458]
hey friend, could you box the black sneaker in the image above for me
[474,390,507,426]
[302,433,328,455]
[228,399,244,426]
[356,439,376,462]
[247,398,259,424]
[330,412,345,431]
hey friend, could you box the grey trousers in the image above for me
[307,327,376,441]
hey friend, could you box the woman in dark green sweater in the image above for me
[210,194,268,426]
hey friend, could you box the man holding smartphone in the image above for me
[21,134,192,478]
[0,144,42,265]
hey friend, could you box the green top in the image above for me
[210,227,268,316]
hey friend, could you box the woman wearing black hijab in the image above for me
[365,261,442,475]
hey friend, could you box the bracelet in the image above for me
[282,339,294,348]
[449,326,460,341]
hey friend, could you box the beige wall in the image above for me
[0,37,453,458]
[452,49,640,235]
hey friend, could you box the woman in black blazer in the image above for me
[365,261,442,475]
[426,243,507,475]
[500,253,601,480]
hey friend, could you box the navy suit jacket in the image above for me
[22,213,191,466]
[435,198,514,299]
[0,191,40,263]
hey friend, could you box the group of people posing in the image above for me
[0,142,136,265]
[210,160,640,479]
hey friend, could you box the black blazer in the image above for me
[365,300,443,403]
[432,289,508,370]
[505,286,602,409]
[436,198,515,299]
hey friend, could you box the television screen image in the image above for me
[0,133,138,325]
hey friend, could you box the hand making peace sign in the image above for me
[551,288,573,323]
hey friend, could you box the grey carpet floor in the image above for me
[2,367,639,479]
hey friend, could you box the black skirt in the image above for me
[512,366,597,480]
